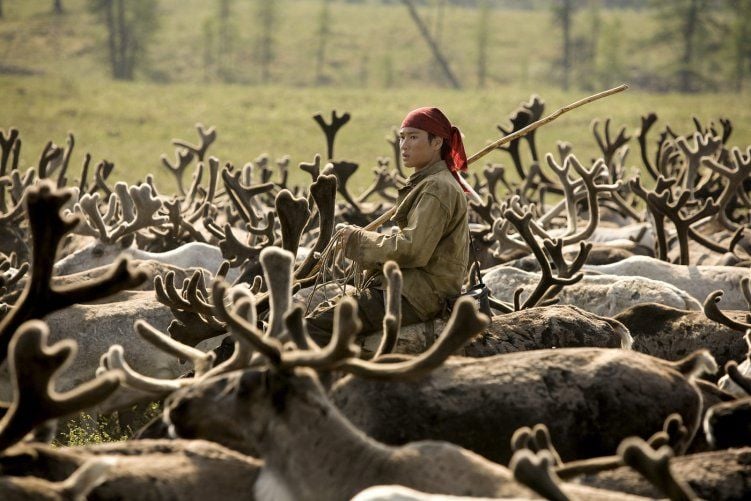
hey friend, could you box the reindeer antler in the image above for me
[213,247,489,378]
[637,113,660,180]
[592,118,630,177]
[701,146,751,231]
[276,189,311,257]
[357,163,400,204]
[386,128,406,179]
[647,414,689,455]
[135,320,215,377]
[702,290,751,332]
[618,437,697,501]
[324,160,361,214]
[497,96,549,184]
[374,261,402,358]
[647,185,719,265]
[0,320,122,452]
[0,128,20,177]
[172,123,216,162]
[510,449,567,501]
[724,360,751,396]
[503,207,583,309]
[313,110,350,160]
[0,181,146,364]
[295,174,337,279]
[261,247,294,340]
[675,132,721,195]
[161,148,195,196]
[299,154,322,181]
[222,162,274,225]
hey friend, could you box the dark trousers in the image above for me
[305,287,423,346]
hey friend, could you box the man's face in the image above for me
[399,127,442,171]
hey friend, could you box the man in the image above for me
[306,107,470,342]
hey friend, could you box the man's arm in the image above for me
[343,192,449,269]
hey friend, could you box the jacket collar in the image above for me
[406,160,448,187]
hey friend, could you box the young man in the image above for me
[305,107,470,343]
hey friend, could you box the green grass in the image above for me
[1,0,749,192]
[2,75,749,192]
[54,403,162,446]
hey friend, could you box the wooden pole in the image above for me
[467,83,628,165]
[401,0,462,90]
[364,84,629,231]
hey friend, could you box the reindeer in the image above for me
[103,248,718,472]
[159,293,656,500]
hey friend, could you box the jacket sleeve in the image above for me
[344,191,448,269]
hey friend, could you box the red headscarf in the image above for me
[401,107,468,186]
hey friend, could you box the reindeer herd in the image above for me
[0,97,750,500]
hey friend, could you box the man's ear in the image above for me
[432,136,444,151]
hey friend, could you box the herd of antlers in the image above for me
[0,97,750,499]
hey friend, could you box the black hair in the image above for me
[427,132,451,159]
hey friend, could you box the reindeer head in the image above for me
[164,364,322,455]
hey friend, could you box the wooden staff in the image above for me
[364,83,629,231]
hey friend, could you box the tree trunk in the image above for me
[218,0,231,81]
[256,1,275,85]
[53,0,63,15]
[105,0,118,79]
[476,0,489,89]
[116,0,130,80]
[0,0,4,19]
[679,0,699,92]
[202,19,215,83]
[732,0,751,93]
[433,0,446,47]
[401,0,461,89]
[561,0,572,91]
[315,0,331,85]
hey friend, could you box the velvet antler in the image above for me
[0,181,146,364]
[0,320,122,452]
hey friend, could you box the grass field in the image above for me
[1,1,749,192]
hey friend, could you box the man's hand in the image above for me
[336,223,357,250]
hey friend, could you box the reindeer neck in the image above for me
[257,372,393,500]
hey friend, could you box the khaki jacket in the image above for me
[345,160,469,320]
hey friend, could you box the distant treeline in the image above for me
[1,0,749,93]
[354,0,651,9]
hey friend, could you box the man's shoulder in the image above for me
[417,171,466,208]
[418,168,464,195]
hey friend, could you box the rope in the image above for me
[304,228,364,315]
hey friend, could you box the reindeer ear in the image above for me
[236,368,290,413]
[237,369,263,398]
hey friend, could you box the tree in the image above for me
[574,0,601,91]
[476,0,489,88]
[401,0,461,89]
[432,0,447,47]
[551,0,580,91]
[216,0,237,82]
[89,0,159,81]
[53,0,63,14]
[728,0,751,92]
[598,16,626,88]
[201,0,239,83]
[650,0,719,92]
[314,0,331,85]
[552,0,607,91]
[255,0,277,84]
